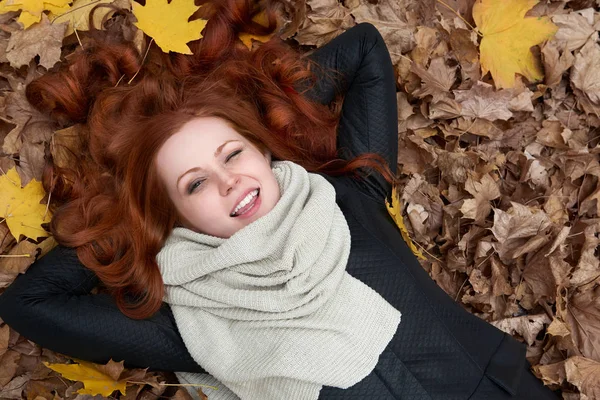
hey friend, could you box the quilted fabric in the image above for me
[0,23,559,399]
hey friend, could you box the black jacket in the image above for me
[0,23,558,399]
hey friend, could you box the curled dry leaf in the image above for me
[541,41,575,89]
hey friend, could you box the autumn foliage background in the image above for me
[1,0,600,398]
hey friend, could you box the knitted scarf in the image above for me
[156,160,402,400]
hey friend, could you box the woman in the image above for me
[0,0,558,398]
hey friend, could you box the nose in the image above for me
[217,168,241,196]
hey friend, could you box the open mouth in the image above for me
[231,188,260,217]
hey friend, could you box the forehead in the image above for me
[156,117,244,174]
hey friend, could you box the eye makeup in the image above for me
[186,148,243,194]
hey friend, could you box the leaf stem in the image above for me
[128,38,154,85]
[126,381,219,390]
[50,0,104,24]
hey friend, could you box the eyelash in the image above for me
[187,149,243,194]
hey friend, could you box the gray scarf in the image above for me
[156,160,401,400]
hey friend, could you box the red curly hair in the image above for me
[26,0,398,319]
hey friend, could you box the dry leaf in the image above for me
[491,202,552,244]
[571,38,600,105]
[346,0,415,65]
[490,313,551,346]
[533,360,567,386]
[566,286,600,360]
[541,41,575,89]
[294,0,354,48]
[1,73,55,156]
[50,124,85,169]
[552,11,598,52]
[454,81,513,121]
[564,356,600,399]
[411,57,457,101]
[0,238,38,275]
[460,173,500,223]
[5,14,67,69]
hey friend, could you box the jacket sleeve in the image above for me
[301,22,399,203]
[0,244,207,374]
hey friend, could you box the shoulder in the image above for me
[316,173,387,205]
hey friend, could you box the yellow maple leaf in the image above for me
[0,0,71,29]
[0,167,51,243]
[472,0,558,89]
[43,360,128,396]
[238,9,277,50]
[385,184,426,260]
[132,0,207,54]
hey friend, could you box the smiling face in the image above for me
[155,116,281,238]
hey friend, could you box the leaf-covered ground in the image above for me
[1,0,600,398]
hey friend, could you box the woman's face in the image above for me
[155,116,281,238]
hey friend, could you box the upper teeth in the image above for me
[233,189,258,214]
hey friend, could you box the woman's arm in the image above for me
[0,245,206,373]
[301,23,399,202]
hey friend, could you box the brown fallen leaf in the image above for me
[50,124,86,170]
[453,81,513,121]
[5,14,67,70]
[491,202,552,245]
[0,350,20,387]
[411,57,457,101]
[542,41,575,89]
[564,355,600,399]
[347,0,416,64]
[533,359,567,387]
[570,223,600,288]
[490,256,512,296]
[490,313,551,346]
[1,74,55,156]
[552,12,597,52]
[460,173,500,224]
[0,239,39,275]
[294,0,354,48]
[571,38,600,105]
[0,374,30,399]
[566,285,600,360]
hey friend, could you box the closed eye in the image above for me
[187,149,243,194]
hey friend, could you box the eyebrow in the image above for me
[176,139,241,189]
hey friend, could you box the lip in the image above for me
[231,188,259,215]
[233,192,261,219]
